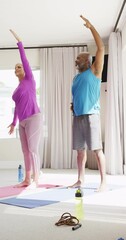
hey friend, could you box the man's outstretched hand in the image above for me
[80,15,92,29]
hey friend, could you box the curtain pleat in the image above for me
[122,25,126,174]
[105,32,124,174]
[40,46,87,169]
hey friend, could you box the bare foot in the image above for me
[67,180,83,188]
[26,181,38,190]
[95,182,107,192]
[14,180,31,188]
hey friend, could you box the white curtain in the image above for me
[122,24,126,174]
[40,46,87,169]
[105,32,124,174]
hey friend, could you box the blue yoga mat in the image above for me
[0,197,59,208]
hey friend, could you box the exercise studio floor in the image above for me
[0,168,126,240]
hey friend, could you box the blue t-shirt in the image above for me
[72,68,101,116]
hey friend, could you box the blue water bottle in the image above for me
[18,165,23,182]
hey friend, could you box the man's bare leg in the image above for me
[94,149,106,191]
[68,150,87,188]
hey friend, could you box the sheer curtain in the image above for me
[122,24,126,174]
[40,46,87,169]
[105,32,124,174]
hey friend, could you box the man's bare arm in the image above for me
[80,15,104,78]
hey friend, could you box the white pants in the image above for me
[19,113,42,177]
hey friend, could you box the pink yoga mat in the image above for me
[0,184,61,199]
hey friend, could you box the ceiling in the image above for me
[0,0,126,48]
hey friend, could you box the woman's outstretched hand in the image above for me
[10,29,21,42]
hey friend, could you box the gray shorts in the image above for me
[72,114,102,151]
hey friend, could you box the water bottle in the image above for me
[18,165,23,182]
[75,188,84,220]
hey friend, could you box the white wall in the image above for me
[0,139,24,169]
[0,44,108,169]
[0,48,40,69]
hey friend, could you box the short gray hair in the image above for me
[79,52,92,67]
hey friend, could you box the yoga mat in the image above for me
[0,197,59,209]
[83,183,124,191]
[0,184,62,199]
[0,187,94,208]
[17,182,122,202]
[0,184,123,208]
[0,185,26,199]
[18,187,95,201]
[18,187,78,201]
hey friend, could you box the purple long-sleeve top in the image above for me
[12,42,40,126]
